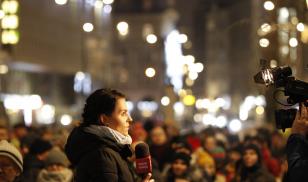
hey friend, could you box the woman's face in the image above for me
[243,149,258,168]
[204,136,216,152]
[150,127,167,146]
[104,98,133,136]
[172,159,188,177]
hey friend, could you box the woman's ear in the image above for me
[99,114,108,126]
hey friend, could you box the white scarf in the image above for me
[106,127,132,145]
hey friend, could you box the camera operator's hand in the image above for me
[291,102,308,136]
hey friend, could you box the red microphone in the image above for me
[135,142,152,176]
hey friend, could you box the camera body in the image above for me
[254,60,308,131]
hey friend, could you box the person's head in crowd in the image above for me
[19,134,36,156]
[129,122,147,142]
[170,137,192,155]
[29,139,53,161]
[256,128,272,148]
[13,123,28,139]
[165,124,180,139]
[197,150,216,176]
[37,148,73,182]
[271,131,285,149]
[228,145,242,163]
[40,127,53,141]
[0,126,9,141]
[44,148,70,172]
[150,125,168,146]
[242,144,262,169]
[81,88,133,136]
[228,134,240,148]
[168,152,191,181]
[0,140,23,182]
[202,135,217,152]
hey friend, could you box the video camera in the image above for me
[254,59,308,132]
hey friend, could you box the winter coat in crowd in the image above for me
[65,124,136,182]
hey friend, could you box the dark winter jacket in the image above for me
[20,154,45,182]
[65,125,135,182]
[286,134,308,182]
[235,164,275,182]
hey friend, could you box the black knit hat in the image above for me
[29,139,52,155]
[172,152,191,166]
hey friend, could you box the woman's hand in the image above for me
[142,173,154,182]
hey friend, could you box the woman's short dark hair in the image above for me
[81,88,125,125]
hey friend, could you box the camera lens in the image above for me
[275,109,297,131]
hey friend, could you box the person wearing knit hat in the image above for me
[20,139,53,182]
[37,148,73,182]
[165,152,192,182]
[0,140,23,182]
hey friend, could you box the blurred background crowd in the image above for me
[0,120,288,182]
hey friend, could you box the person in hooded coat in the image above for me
[65,89,152,182]
[233,144,275,182]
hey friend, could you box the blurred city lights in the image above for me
[297,23,305,32]
[179,34,188,43]
[256,106,265,115]
[173,102,184,116]
[185,78,194,86]
[228,119,242,133]
[193,113,203,122]
[83,23,94,32]
[146,34,157,44]
[60,114,72,126]
[126,101,134,113]
[103,4,112,13]
[289,38,298,47]
[184,55,195,64]
[145,67,156,78]
[2,30,19,44]
[263,1,275,11]
[260,23,271,33]
[36,104,55,125]
[195,62,204,73]
[55,0,68,5]
[188,72,198,80]
[0,10,5,19]
[0,65,8,74]
[178,89,187,97]
[161,96,170,106]
[103,0,114,4]
[2,0,18,14]
[137,101,158,117]
[255,95,266,106]
[183,95,196,106]
[216,115,227,128]
[215,98,226,107]
[281,46,289,55]
[279,8,289,19]
[259,38,270,47]
[2,15,19,29]
[94,0,103,8]
[165,30,184,92]
[202,114,215,125]
[270,59,278,68]
[117,21,129,36]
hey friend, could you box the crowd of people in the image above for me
[0,116,289,182]
[0,89,297,182]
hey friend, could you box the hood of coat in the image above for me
[65,125,132,166]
